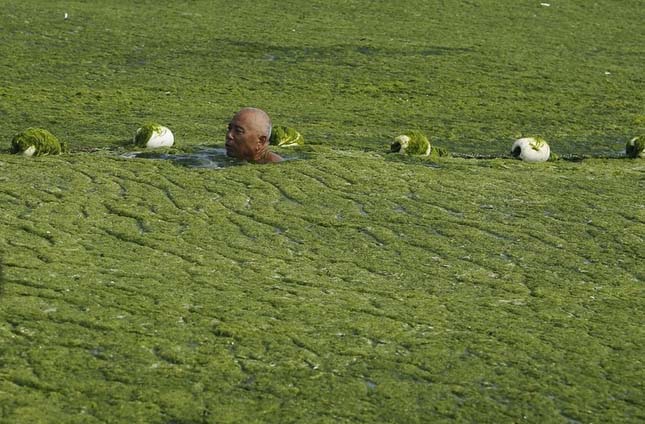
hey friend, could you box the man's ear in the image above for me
[258,135,268,148]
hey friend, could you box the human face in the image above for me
[225,113,261,161]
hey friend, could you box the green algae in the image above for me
[0,1,644,422]
[270,126,304,147]
[529,136,547,151]
[10,128,67,156]
[429,145,450,159]
[1,1,643,156]
[0,151,643,423]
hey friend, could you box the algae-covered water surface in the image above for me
[1,1,644,423]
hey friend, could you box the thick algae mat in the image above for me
[1,0,644,422]
[1,153,643,422]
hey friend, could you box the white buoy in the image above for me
[133,123,174,149]
[511,137,550,162]
[22,146,37,157]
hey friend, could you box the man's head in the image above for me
[225,108,273,162]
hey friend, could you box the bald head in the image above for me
[226,107,281,163]
[234,107,272,139]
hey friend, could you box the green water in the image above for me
[1,1,643,423]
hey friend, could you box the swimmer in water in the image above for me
[225,108,282,163]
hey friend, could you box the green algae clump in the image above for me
[10,128,67,156]
[625,136,644,158]
[632,115,645,126]
[390,131,431,156]
[270,126,304,147]
[430,145,450,159]
[134,122,163,147]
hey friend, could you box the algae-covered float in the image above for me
[133,123,174,148]
[511,137,550,163]
[10,128,67,156]
[625,135,644,158]
[390,131,431,156]
[389,131,449,158]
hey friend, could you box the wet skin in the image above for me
[225,109,282,163]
